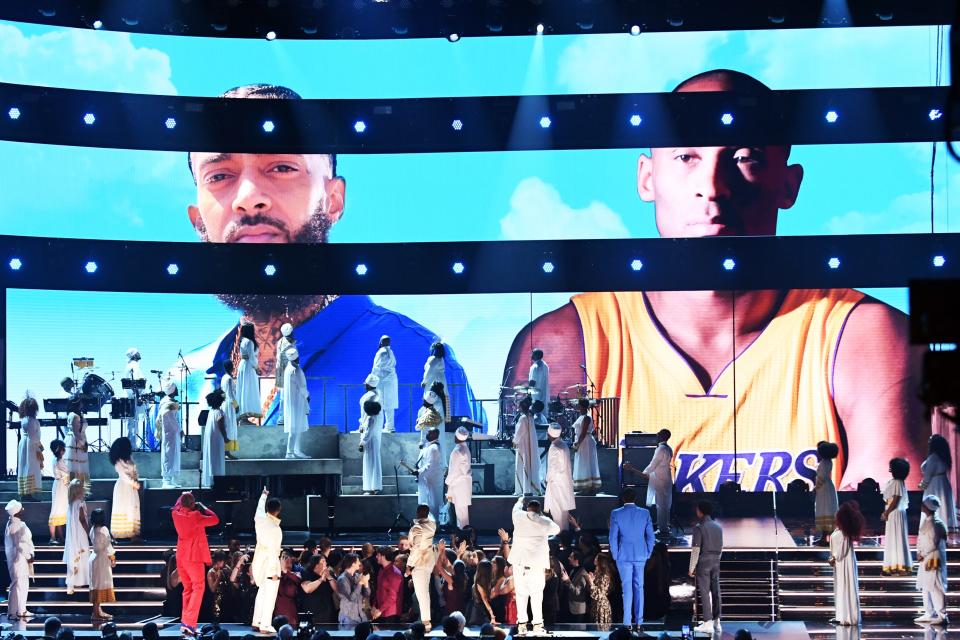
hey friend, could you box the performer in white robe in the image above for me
[5,500,35,620]
[513,397,541,495]
[201,391,227,488]
[274,323,295,426]
[571,399,601,495]
[916,495,949,625]
[408,507,437,629]
[512,496,560,634]
[829,502,863,627]
[221,361,239,457]
[65,400,90,492]
[123,348,147,446]
[156,382,182,489]
[528,349,550,425]
[416,428,444,519]
[625,429,674,537]
[544,424,576,531]
[88,508,116,621]
[416,391,443,446]
[446,427,473,528]
[356,374,380,433]
[48,440,69,543]
[920,435,958,532]
[359,398,383,494]
[422,342,448,420]
[881,457,912,575]
[17,396,43,498]
[252,488,284,634]
[109,438,141,540]
[236,323,262,423]
[815,441,840,544]
[63,479,90,595]
[372,335,399,432]
[283,348,310,458]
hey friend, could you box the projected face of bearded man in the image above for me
[186,84,346,316]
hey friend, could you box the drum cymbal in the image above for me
[565,384,587,390]
[513,385,533,392]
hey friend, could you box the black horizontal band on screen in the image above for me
[0,83,951,153]
[1,233,959,295]
[0,1,953,40]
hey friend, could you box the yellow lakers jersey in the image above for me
[572,289,864,492]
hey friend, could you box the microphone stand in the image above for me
[387,463,411,536]
[178,350,191,451]
[498,366,514,440]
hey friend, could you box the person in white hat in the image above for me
[415,391,443,446]
[371,335,399,433]
[446,426,473,527]
[416,428,444,519]
[916,494,949,625]
[512,397,541,496]
[4,499,35,620]
[283,347,310,459]
[156,381,182,489]
[274,324,296,426]
[544,423,575,531]
[355,374,380,434]
[123,347,147,446]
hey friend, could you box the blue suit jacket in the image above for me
[609,503,656,563]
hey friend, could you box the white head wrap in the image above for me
[126,347,139,360]
[365,373,380,387]
[380,335,390,343]
[5,499,22,516]
[923,494,942,512]
[280,323,293,337]
[286,347,299,361]
[424,390,439,404]
[547,423,562,438]
[163,381,177,396]
[455,426,470,441]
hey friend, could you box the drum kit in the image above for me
[496,382,597,440]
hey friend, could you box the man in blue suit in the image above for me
[609,487,656,630]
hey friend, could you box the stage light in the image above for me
[542,261,555,274]
[354,120,367,134]
[929,109,943,121]
[356,263,368,276]
[262,120,275,133]
[8,107,20,120]
[83,113,96,125]
[539,116,552,129]
[266,31,277,41]
[448,33,460,42]
[630,259,643,272]
[828,257,840,269]
[825,110,839,124]
[264,264,277,276]
[92,20,103,29]
[720,113,734,126]
[452,261,465,274]
[451,119,463,131]
[536,23,545,34]
[629,114,642,127]
[933,255,946,268]
[629,25,641,36]
[85,261,98,274]
[722,258,735,271]
[164,117,177,130]
[8,258,22,271]
[166,263,179,276]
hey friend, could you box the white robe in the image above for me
[156,396,181,485]
[65,413,90,483]
[237,337,261,419]
[49,459,69,527]
[544,440,576,530]
[252,492,283,630]
[572,415,601,493]
[815,458,839,530]
[513,414,541,495]
[917,513,948,619]
[372,346,399,412]
[417,441,444,518]
[5,517,34,617]
[274,337,294,388]
[422,355,447,418]
[881,478,911,573]
[124,359,147,441]
[360,414,383,492]
[359,389,380,429]
[17,416,43,495]
[89,525,115,592]
[644,442,673,509]
[446,442,473,526]
[201,409,226,489]
[830,530,860,626]
[528,360,550,422]
[63,492,90,593]
[920,454,958,531]
[111,460,141,539]
[221,373,239,443]
[283,363,309,434]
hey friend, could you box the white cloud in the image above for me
[500,177,630,240]
[555,31,729,93]
[0,24,176,95]
[824,173,960,235]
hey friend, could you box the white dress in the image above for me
[63,489,90,593]
[881,478,911,573]
[88,525,115,596]
[237,337,262,420]
[17,416,43,495]
[372,346,399,413]
[157,396,181,486]
[417,441,444,518]
[528,360,550,421]
[815,458,839,532]
[111,460,141,538]
[283,363,309,435]
[446,442,473,526]
[201,409,226,489]
[513,414,541,495]
[221,373,239,445]
[544,440,576,530]
[360,413,383,492]
[422,355,448,418]
[65,413,90,485]
[572,415,601,493]
[920,454,958,531]
[830,530,861,626]
[48,459,69,527]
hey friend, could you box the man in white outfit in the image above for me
[417,428,444,519]
[544,424,576,531]
[528,349,550,425]
[408,505,437,630]
[4,499,34,621]
[283,348,310,459]
[123,347,147,446]
[446,426,473,528]
[274,323,295,426]
[252,488,283,634]
[372,335,399,433]
[626,428,674,538]
[157,382,182,489]
[916,494,949,625]
[511,496,560,634]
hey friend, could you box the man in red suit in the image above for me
[172,492,220,636]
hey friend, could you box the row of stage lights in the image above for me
[6,254,950,276]
[4,106,948,134]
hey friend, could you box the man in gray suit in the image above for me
[690,500,723,634]
[609,487,656,631]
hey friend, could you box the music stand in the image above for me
[43,398,70,439]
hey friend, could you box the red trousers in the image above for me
[178,558,206,629]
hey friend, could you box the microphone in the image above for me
[579,364,587,370]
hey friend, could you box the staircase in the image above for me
[697,551,779,621]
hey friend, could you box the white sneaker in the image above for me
[294,451,310,459]
[531,624,546,635]
[713,621,722,633]
[915,614,937,624]
[349,428,363,434]
[693,621,716,634]
[383,426,395,433]
[931,616,948,626]
[285,453,297,459]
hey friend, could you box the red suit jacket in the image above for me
[172,497,220,565]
